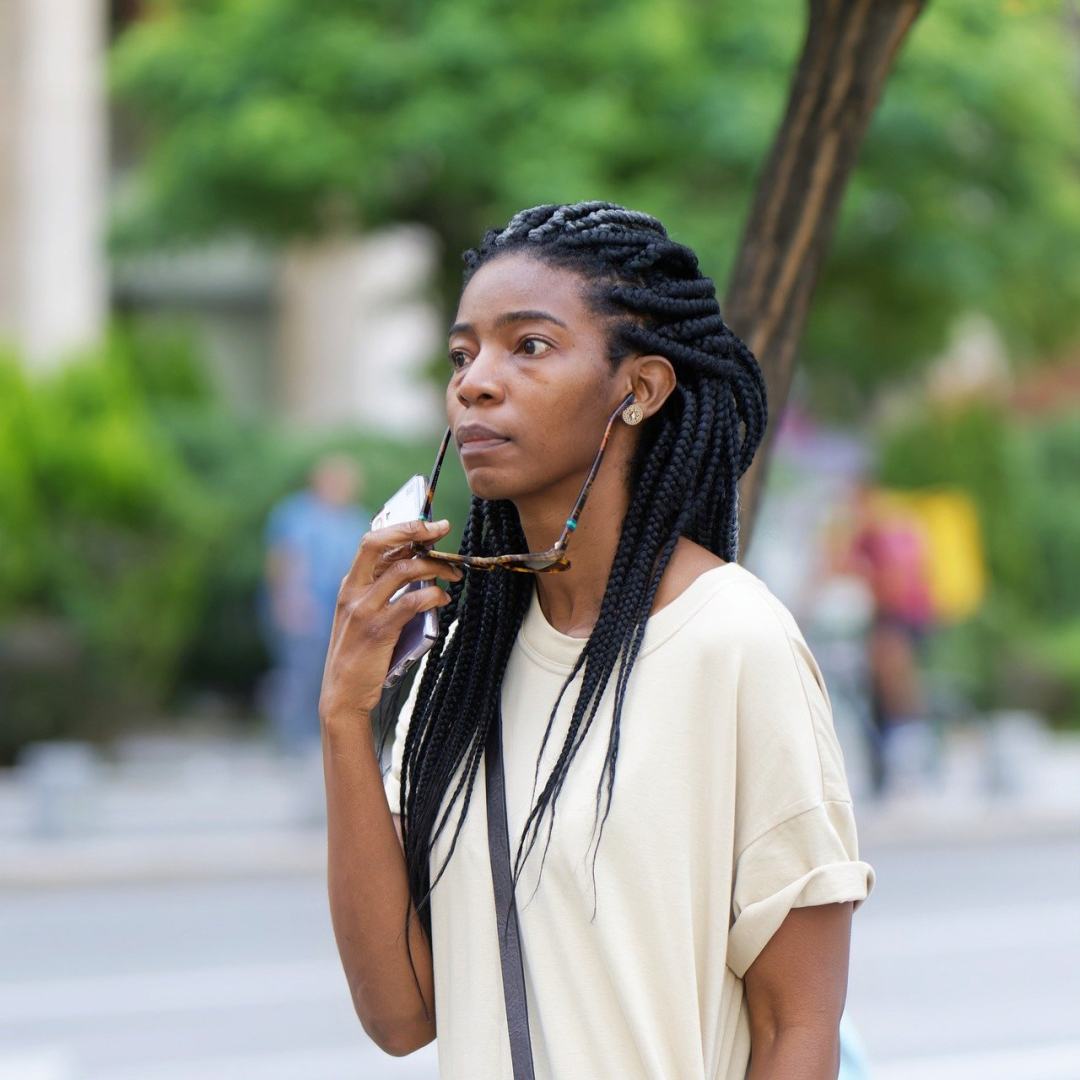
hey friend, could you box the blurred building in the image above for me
[0,0,440,434]
[0,0,108,368]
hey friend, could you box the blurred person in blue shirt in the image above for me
[259,454,371,754]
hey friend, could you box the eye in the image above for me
[448,349,469,370]
[518,336,553,358]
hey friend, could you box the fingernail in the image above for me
[431,519,450,529]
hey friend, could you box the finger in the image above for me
[370,540,464,583]
[381,583,454,629]
[369,555,464,609]
[347,518,452,586]
[350,582,452,649]
[371,539,432,576]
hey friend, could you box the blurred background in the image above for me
[2,1,1079,1078]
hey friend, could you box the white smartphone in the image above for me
[371,474,441,687]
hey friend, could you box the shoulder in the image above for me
[650,536,729,615]
[656,537,803,652]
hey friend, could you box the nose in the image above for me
[453,346,505,407]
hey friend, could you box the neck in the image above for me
[514,475,630,639]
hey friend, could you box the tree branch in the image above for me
[725,0,928,550]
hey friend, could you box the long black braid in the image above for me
[385,201,767,1015]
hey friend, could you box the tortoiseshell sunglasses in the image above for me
[411,391,637,574]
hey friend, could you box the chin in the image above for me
[465,471,517,502]
[464,463,549,507]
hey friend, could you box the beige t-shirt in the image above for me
[384,561,875,1079]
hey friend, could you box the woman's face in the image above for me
[446,251,627,504]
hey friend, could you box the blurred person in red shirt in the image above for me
[845,480,938,797]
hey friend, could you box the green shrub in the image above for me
[878,399,1080,726]
[0,333,218,760]
[156,397,472,704]
[0,325,472,759]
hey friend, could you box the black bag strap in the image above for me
[485,704,536,1080]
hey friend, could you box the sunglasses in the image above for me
[411,391,637,574]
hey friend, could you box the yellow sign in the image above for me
[876,488,987,623]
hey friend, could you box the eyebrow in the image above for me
[448,309,568,338]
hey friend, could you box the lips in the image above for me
[456,423,511,450]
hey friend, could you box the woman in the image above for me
[320,201,876,1079]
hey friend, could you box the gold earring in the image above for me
[621,401,644,426]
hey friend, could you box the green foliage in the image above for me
[148,374,472,698]
[109,0,798,267]
[0,328,473,759]
[810,2,1080,399]
[111,1,1080,405]
[877,402,1042,603]
[0,333,218,758]
[1017,412,1080,622]
[878,401,1080,724]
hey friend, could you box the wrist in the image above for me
[320,707,374,747]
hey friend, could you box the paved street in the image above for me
[0,874,438,1080]
[2,833,1077,1079]
[850,835,1080,1079]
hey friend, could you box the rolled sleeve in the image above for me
[724,587,875,978]
[726,799,875,978]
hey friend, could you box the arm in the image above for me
[743,901,853,1080]
[320,517,461,1056]
[323,713,436,1056]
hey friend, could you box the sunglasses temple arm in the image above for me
[421,427,454,522]
[554,392,636,550]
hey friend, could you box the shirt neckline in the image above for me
[519,561,751,671]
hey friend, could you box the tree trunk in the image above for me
[725,0,927,551]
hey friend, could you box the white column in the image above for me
[0,0,108,369]
[0,1,21,337]
[277,226,443,436]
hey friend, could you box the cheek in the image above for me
[529,388,589,446]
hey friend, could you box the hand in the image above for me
[319,518,463,722]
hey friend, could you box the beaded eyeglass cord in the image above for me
[411,391,637,574]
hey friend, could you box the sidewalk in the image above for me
[0,734,331,888]
[2,725,1078,887]
[851,718,1080,850]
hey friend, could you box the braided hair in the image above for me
[386,200,767,1011]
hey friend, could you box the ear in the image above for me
[626,354,677,419]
